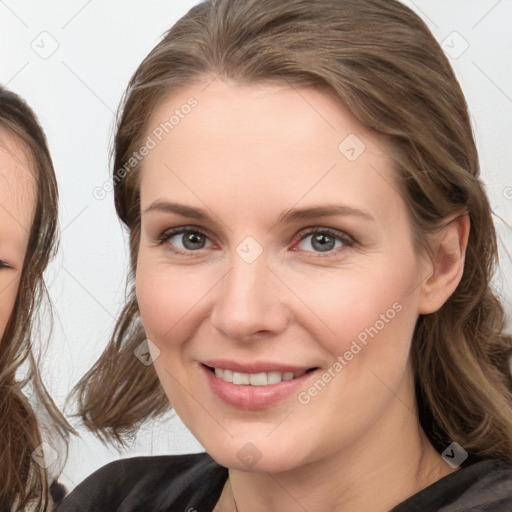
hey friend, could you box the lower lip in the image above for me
[201,364,317,410]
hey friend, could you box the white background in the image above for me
[1,0,511,491]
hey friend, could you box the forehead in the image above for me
[147,79,378,154]
[0,128,37,250]
[140,80,403,222]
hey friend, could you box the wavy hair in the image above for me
[73,0,512,463]
[0,86,72,511]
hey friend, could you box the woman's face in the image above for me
[136,80,432,472]
[0,129,35,340]
[0,128,35,338]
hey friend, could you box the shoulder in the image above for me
[392,458,512,512]
[56,452,228,512]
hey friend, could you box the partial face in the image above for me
[0,129,36,340]
[136,80,428,471]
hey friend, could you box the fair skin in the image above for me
[136,79,470,512]
[0,128,35,340]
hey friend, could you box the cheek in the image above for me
[135,260,217,421]
[136,265,186,343]
[282,258,419,358]
[286,267,419,449]
[135,259,214,349]
[0,276,20,341]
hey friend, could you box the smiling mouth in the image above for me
[203,364,318,386]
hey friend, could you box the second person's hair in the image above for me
[0,85,71,511]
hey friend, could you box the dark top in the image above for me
[56,452,512,511]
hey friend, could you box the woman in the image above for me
[59,0,512,510]
[0,86,71,511]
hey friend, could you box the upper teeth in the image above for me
[214,368,307,386]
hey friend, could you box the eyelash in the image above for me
[291,227,355,257]
[0,260,15,269]
[156,226,355,257]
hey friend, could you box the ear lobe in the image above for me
[418,213,470,315]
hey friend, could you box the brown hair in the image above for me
[0,86,71,511]
[74,0,512,463]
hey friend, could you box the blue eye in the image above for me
[296,229,352,253]
[157,226,353,257]
[161,228,213,252]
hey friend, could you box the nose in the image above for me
[210,254,288,341]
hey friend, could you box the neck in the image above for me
[214,373,455,512]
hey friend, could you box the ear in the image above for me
[418,213,470,315]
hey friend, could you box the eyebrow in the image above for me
[143,200,374,224]
[276,205,374,224]
[143,200,209,220]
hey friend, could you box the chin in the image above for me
[203,437,307,474]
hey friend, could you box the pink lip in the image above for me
[200,362,318,410]
[201,359,313,374]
